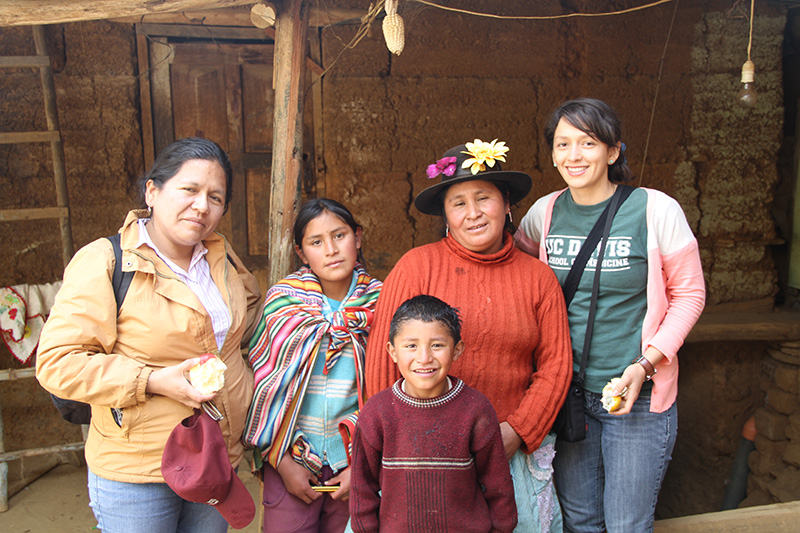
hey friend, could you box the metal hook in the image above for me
[201,400,223,421]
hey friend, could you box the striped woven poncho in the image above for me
[244,265,382,469]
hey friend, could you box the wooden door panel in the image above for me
[152,39,274,275]
[242,63,274,152]
[171,65,228,144]
[246,166,271,256]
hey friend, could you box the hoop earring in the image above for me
[445,226,449,237]
[507,212,513,224]
[147,205,152,217]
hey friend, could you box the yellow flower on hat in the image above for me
[462,138,509,175]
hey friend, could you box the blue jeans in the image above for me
[553,391,677,533]
[87,468,230,533]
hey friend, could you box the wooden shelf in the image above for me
[686,310,800,343]
[655,500,800,531]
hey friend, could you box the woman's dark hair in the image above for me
[544,98,634,184]
[293,198,366,266]
[136,137,234,212]
[439,180,516,237]
[388,294,462,345]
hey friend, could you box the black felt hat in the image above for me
[414,141,532,216]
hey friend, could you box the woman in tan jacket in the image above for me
[36,138,261,533]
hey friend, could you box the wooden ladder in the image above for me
[0,25,82,513]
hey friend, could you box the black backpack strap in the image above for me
[562,185,635,307]
[107,233,134,314]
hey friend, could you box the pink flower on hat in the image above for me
[426,156,457,179]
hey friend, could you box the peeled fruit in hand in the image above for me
[602,378,626,413]
[189,353,227,394]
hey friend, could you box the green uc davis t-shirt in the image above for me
[546,188,648,393]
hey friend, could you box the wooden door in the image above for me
[147,37,274,284]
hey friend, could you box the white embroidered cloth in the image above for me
[0,281,62,364]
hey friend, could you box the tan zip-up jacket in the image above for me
[36,210,261,483]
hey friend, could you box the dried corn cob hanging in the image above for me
[382,0,405,55]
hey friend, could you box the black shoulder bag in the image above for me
[552,185,634,442]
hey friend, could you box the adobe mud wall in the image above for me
[0,0,790,518]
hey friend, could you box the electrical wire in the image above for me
[639,0,680,185]
[411,0,675,20]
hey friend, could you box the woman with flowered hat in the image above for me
[363,138,573,532]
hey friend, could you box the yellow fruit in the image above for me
[602,378,624,413]
[189,355,227,395]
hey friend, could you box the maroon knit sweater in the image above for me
[364,234,572,451]
[350,378,517,533]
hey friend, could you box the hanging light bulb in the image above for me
[737,60,757,108]
[736,0,757,109]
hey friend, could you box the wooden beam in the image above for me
[111,6,366,27]
[0,0,259,27]
[138,22,270,40]
[268,0,308,287]
[654,501,800,532]
[0,207,69,222]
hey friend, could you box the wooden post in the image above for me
[268,0,308,287]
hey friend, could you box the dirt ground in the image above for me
[0,463,262,532]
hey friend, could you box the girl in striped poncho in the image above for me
[244,199,381,533]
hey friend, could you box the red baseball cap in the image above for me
[162,409,255,529]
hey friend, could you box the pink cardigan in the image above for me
[516,187,706,413]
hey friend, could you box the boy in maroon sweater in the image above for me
[350,295,517,532]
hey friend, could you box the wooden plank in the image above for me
[686,311,800,343]
[0,368,36,382]
[247,166,271,257]
[268,0,308,287]
[0,131,60,144]
[308,27,325,198]
[139,22,269,41]
[111,6,367,27]
[0,56,50,68]
[136,28,155,169]
[0,0,259,27]
[0,207,69,222]
[654,500,800,532]
[0,442,85,463]
[149,39,175,155]
[224,60,249,264]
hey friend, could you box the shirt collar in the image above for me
[136,218,208,276]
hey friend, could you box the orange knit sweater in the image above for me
[364,233,573,451]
